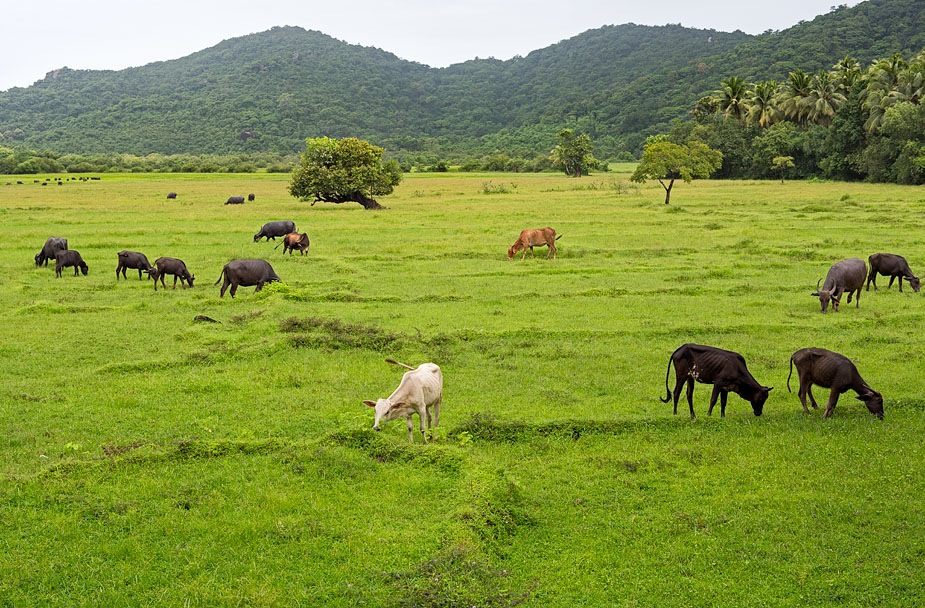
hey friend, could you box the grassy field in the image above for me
[1,170,924,606]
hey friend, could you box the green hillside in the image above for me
[0,0,922,158]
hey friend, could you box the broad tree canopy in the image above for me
[630,141,723,204]
[289,136,402,210]
[551,129,599,177]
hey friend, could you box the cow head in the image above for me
[812,279,839,313]
[79,262,89,276]
[253,233,261,243]
[856,390,884,419]
[363,398,403,431]
[186,274,196,287]
[910,276,920,293]
[35,253,44,267]
[750,386,773,416]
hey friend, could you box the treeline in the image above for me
[665,50,925,184]
[0,148,297,174]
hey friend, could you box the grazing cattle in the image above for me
[787,347,883,419]
[214,259,280,297]
[91,177,100,180]
[812,258,866,313]
[17,181,23,185]
[35,237,68,267]
[225,196,245,205]
[507,227,562,260]
[116,251,154,280]
[866,253,920,293]
[274,232,310,255]
[247,193,255,201]
[660,344,772,418]
[253,220,296,242]
[363,359,443,443]
[151,257,194,291]
[55,250,88,277]
[166,192,177,199]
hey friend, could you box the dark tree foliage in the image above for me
[0,1,922,160]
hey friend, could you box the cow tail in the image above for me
[786,357,794,393]
[555,234,563,241]
[659,353,673,403]
[385,358,415,371]
[274,240,284,250]
[213,268,225,286]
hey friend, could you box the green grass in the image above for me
[2,171,925,606]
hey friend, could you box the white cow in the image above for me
[363,359,443,443]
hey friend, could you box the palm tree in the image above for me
[861,53,910,132]
[717,76,749,121]
[806,71,846,126]
[833,55,863,94]
[779,70,813,125]
[746,80,781,127]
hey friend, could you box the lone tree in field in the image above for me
[630,141,723,204]
[772,156,795,184]
[289,137,402,210]
[551,129,598,177]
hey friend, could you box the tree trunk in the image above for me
[663,179,674,204]
[316,192,386,210]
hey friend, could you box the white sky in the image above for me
[0,0,860,92]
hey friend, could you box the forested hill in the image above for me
[0,0,922,159]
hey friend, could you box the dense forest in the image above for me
[0,0,922,162]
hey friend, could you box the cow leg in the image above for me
[807,384,820,410]
[74,266,79,276]
[115,264,121,280]
[719,391,728,417]
[255,281,264,293]
[686,378,696,419]
[220,280,228,298]
[888,276,896,290]
[708,384,721,416]
[822,389,840,418]
[855,288,861,307]
[406,416,415,443]
[230,283,238,298]
[671,376,686,416]
[172,275,178,289]
[898,277,903,293]
[137,268,143,280]
[418,408,428,444]
[529,246,535,258]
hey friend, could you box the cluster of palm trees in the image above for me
[708,51,924,131]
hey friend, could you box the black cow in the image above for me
[254,220,296,242]
[116,251,154,280]
[247,193,255,201]
[35,237,68,267]
[167,192,177,199]
[812,258,867,313]
[55,250,88,277]
[225,196,245,205]
[274,232,310,255]
[214,259,280,297]
[151,257,194,291]
[660,344,772,418]
[788,348,884,419]
[866,253,920,293]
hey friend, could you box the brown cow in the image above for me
[507,227,562,260]
[274,232,310,255]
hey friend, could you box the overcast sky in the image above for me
[0,0,860,92]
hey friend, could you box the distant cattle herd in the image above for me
[25,182,920,440]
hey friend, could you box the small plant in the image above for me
[771,156,795,183]
[456,430,472,447]
[480,181,515,195]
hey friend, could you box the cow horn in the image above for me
[816,278,822,291]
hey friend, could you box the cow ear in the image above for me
[764,386,773,392]
[811,292,819,296]
[388,401,405,410]
[363,400,376,407]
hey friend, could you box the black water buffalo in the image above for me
[866,253,919,293]
[151,257,194,291]
[254,220,296,242]
[274,232,310,255]
[214,259,280,297]
[55,250,88,277]
[247,193,255,201]
[167,192,177,199]
[35,237,68,267]
[225,196,245,205]
[660,344,772,418]
[116,251,154,280]
[812,258,866,313]
[788,347,883,419]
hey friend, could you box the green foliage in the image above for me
[771,155,795,182]
[551,129,598,177]
[631,141,722,203]
[1,1,923,160]
[289,136,402,209]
